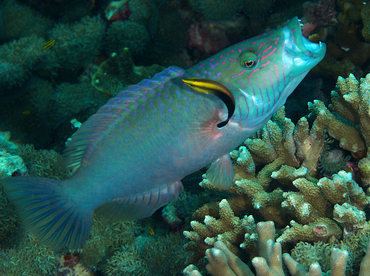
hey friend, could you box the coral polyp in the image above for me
[319,149,351,176]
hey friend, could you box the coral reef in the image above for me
[184,199,257,261]
[319,148,351,176]
[183,74,370,275]
[183,221,370,276]
[0,150,27,179]
[188,0,275,21]
[0,35,47,90]
[92,48,164,97]
[242,0,275,17]
[104,21,150,57]
[0,233,58,275]
[0,0,52,43]
[3,0,370,274]
[49,16,106,69]
[361,2,370,42]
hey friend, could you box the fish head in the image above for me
[219,16,326,96]
[192,17,325,127]
[186,17,325,133]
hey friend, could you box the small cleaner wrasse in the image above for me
[1,17,326,250]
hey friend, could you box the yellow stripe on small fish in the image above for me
[149,226,154,236]
[182,78,235,128]
[22,110,31,115]
[42,39,55,51]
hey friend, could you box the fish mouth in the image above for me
[283,17,326,73]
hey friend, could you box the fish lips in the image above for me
[283,17,326,74]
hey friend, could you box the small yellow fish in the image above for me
[182,78,235,128]
[149,226,154,236]
[42,39,55,51]
[22,110,31,115]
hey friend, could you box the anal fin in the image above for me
[95,181,184,222]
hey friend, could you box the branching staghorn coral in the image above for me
[308,73,370,188]
[184,199,257,261]
[183,221,370,276]
[184,74,370,273]
[195,106,329,229]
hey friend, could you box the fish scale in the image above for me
[1,17,326,250]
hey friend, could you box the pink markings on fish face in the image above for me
[258,42,266,50]
[231,70,246,79]
[260,61,270,67]
[262,45,273,53]
[222,61,226,65]
[258,47,277,62]
[229,58,238,62]
[248,68,260,83]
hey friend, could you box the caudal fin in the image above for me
[1,176,93,250]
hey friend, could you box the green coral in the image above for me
[291,227,370,275]
[105,21,150,57]
[0,233,58,276]
[361,2,370,42]
[0,0,52,43]
[0,187,20,247]
[50,16,106,69]
[47,80,108,128]
[104,243,148,275]
[0,35,47,90]
[103,233,193,276]
[92,48,164,97]
[1,144,65,179]
[82,217,141,269]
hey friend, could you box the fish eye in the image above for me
[239,51,257,68]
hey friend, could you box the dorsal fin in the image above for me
[60,66,185,175]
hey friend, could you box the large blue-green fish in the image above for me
[1,17,326,250]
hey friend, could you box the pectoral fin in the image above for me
[206,154,234,189]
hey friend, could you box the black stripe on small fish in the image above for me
[42,39,56,51]
[182,78,235,128]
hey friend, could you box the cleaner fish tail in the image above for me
[1,176,93,250]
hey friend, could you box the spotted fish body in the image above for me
[1,17,326,250]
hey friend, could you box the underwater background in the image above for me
[1,0,370,275]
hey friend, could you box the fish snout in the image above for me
[283,17,326,73]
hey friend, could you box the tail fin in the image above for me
[1,176,93,250]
